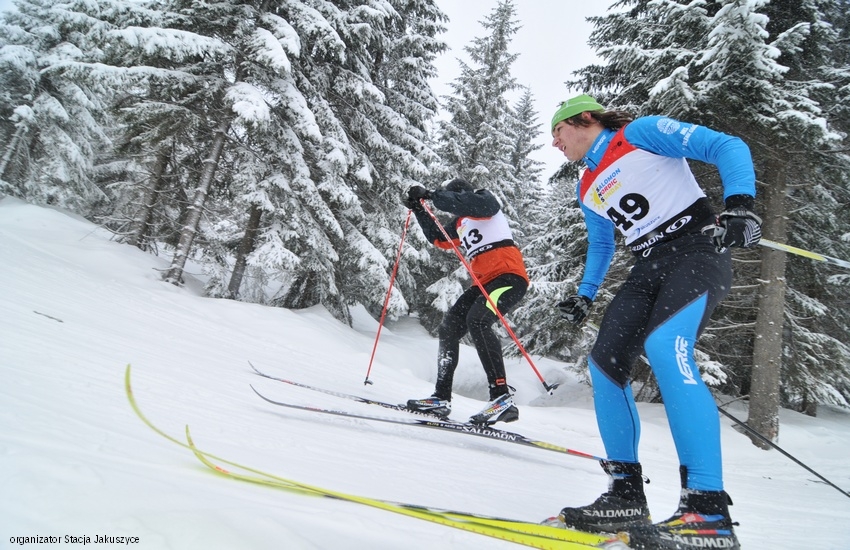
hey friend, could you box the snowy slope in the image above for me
[2,196,849,549]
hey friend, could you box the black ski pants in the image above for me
[433,273,527,400]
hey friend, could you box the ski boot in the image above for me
[469,392,518,425]
[625,480,739,550]
[553,460,651,533]
[405,396,451,419]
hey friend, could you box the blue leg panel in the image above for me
[644,293,723,491]
[589,358,640,463]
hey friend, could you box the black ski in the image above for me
[250,384,602,462]
[249,361,446,420]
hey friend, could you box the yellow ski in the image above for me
[125,365,630,549]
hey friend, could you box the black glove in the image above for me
[557,295,592,325]
[703,195,762,253]
[402,195,420,210]
[403,185,431,209]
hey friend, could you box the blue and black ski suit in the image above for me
[574,116,756,492]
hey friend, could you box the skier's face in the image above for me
[551,120,591,162]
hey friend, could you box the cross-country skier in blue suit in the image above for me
[547,94,761,550]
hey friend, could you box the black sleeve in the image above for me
[413,208,458,243]
[724,194,755,211]
[430,189,500,217]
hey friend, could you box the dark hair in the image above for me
[564,109,634,131]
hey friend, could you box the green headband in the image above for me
[551,94,605,131]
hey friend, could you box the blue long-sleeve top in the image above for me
[576,116,756,300]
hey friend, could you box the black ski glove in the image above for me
[403,185,431,209]
[402,195,420,210]
[557,295,592,325]
[703,195,762,253]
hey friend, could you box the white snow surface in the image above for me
[2,196,849,549]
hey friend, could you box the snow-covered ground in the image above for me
[2,195,849,549]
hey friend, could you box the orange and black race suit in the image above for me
[412,188,528,285]
[411,188,528,401]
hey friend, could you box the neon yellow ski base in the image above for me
[125,365,629,549]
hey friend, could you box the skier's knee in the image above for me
[589,353,630,388]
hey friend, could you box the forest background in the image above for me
[1,0,849,447]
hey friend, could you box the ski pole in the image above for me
[420,201,559,394]
[715,404,850,500]
[584,323,850,500]
[759,238,850,270]
[363,210,412,385]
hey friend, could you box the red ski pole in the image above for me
[420,201,559,394]
[364,210,412,385]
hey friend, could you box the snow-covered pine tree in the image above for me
[195,1,348,307]
[506,86,545,244]
[822,0,850,139]
[328,0,446,323]
[0,0,113,214]
[63,0,248,285]
[89,2,217,253]
[688,0,850,440]
[16,0,446,323]
[509,162,591,364]
[421,0,534,330]
[754,0,850,418]
[378,0,449,324]
[250,0,446,323]
[435,0,523,210]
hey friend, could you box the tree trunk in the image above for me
[226,203,263,299]
[127,147,170,250]
[747,159,788,448]
[0,123,28,184]
[163,119,230,285]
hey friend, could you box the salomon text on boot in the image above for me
[625,467,739,549]
[552,460,651,533]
